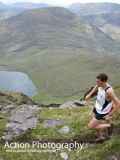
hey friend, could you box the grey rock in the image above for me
[43,119,64,128]
[3,104,39,140]
[59,100,86,109]
[58,126,70,134]
[60,152,69,160]
[108,155,118,160]
[10,105,37,123]
[0,104,16,113]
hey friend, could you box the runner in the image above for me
[85,73,120,142]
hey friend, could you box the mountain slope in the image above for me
[0,2,22,20]
[0,7,119,55]
[0,2,49,21]
[69,3,120,44]
[69,3,120,16]
[82,12,120,41]
[0,7,120,99]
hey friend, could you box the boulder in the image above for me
[59,100,86,109]
[60,152,69,160]
[3,104,39,141]
[43,119,64,128]
[58,126,70,134]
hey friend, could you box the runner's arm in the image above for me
[107,89,120,116]
[85,85,98,101]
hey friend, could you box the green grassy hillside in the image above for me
[0,7,120,102]
[0,100,120,159]
[1,47,120,104]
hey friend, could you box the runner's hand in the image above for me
[105,115,112,120]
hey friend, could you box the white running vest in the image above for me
[95,85,112,114]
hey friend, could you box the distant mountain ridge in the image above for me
[69,3,120,42]
[0,2,49,20]
[0,7,119,55]
[9,2,49,9]
[69,3,120,16]
[0,2,49,9]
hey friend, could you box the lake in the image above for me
[0,71,37,97]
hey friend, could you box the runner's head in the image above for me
[96,73,108,87]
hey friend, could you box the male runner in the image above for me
[85,73,120,141]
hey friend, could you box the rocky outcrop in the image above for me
[59,100,86,109]
[43,119,64,128]
[0,91,40,141]
[0,91,36,106]
[3,104,39,141]
[0,91,86,141]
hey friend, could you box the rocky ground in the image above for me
[0,91,120,160]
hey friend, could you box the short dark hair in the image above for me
[96,73,108,82]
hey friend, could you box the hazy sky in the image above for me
[1,0,120,6]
